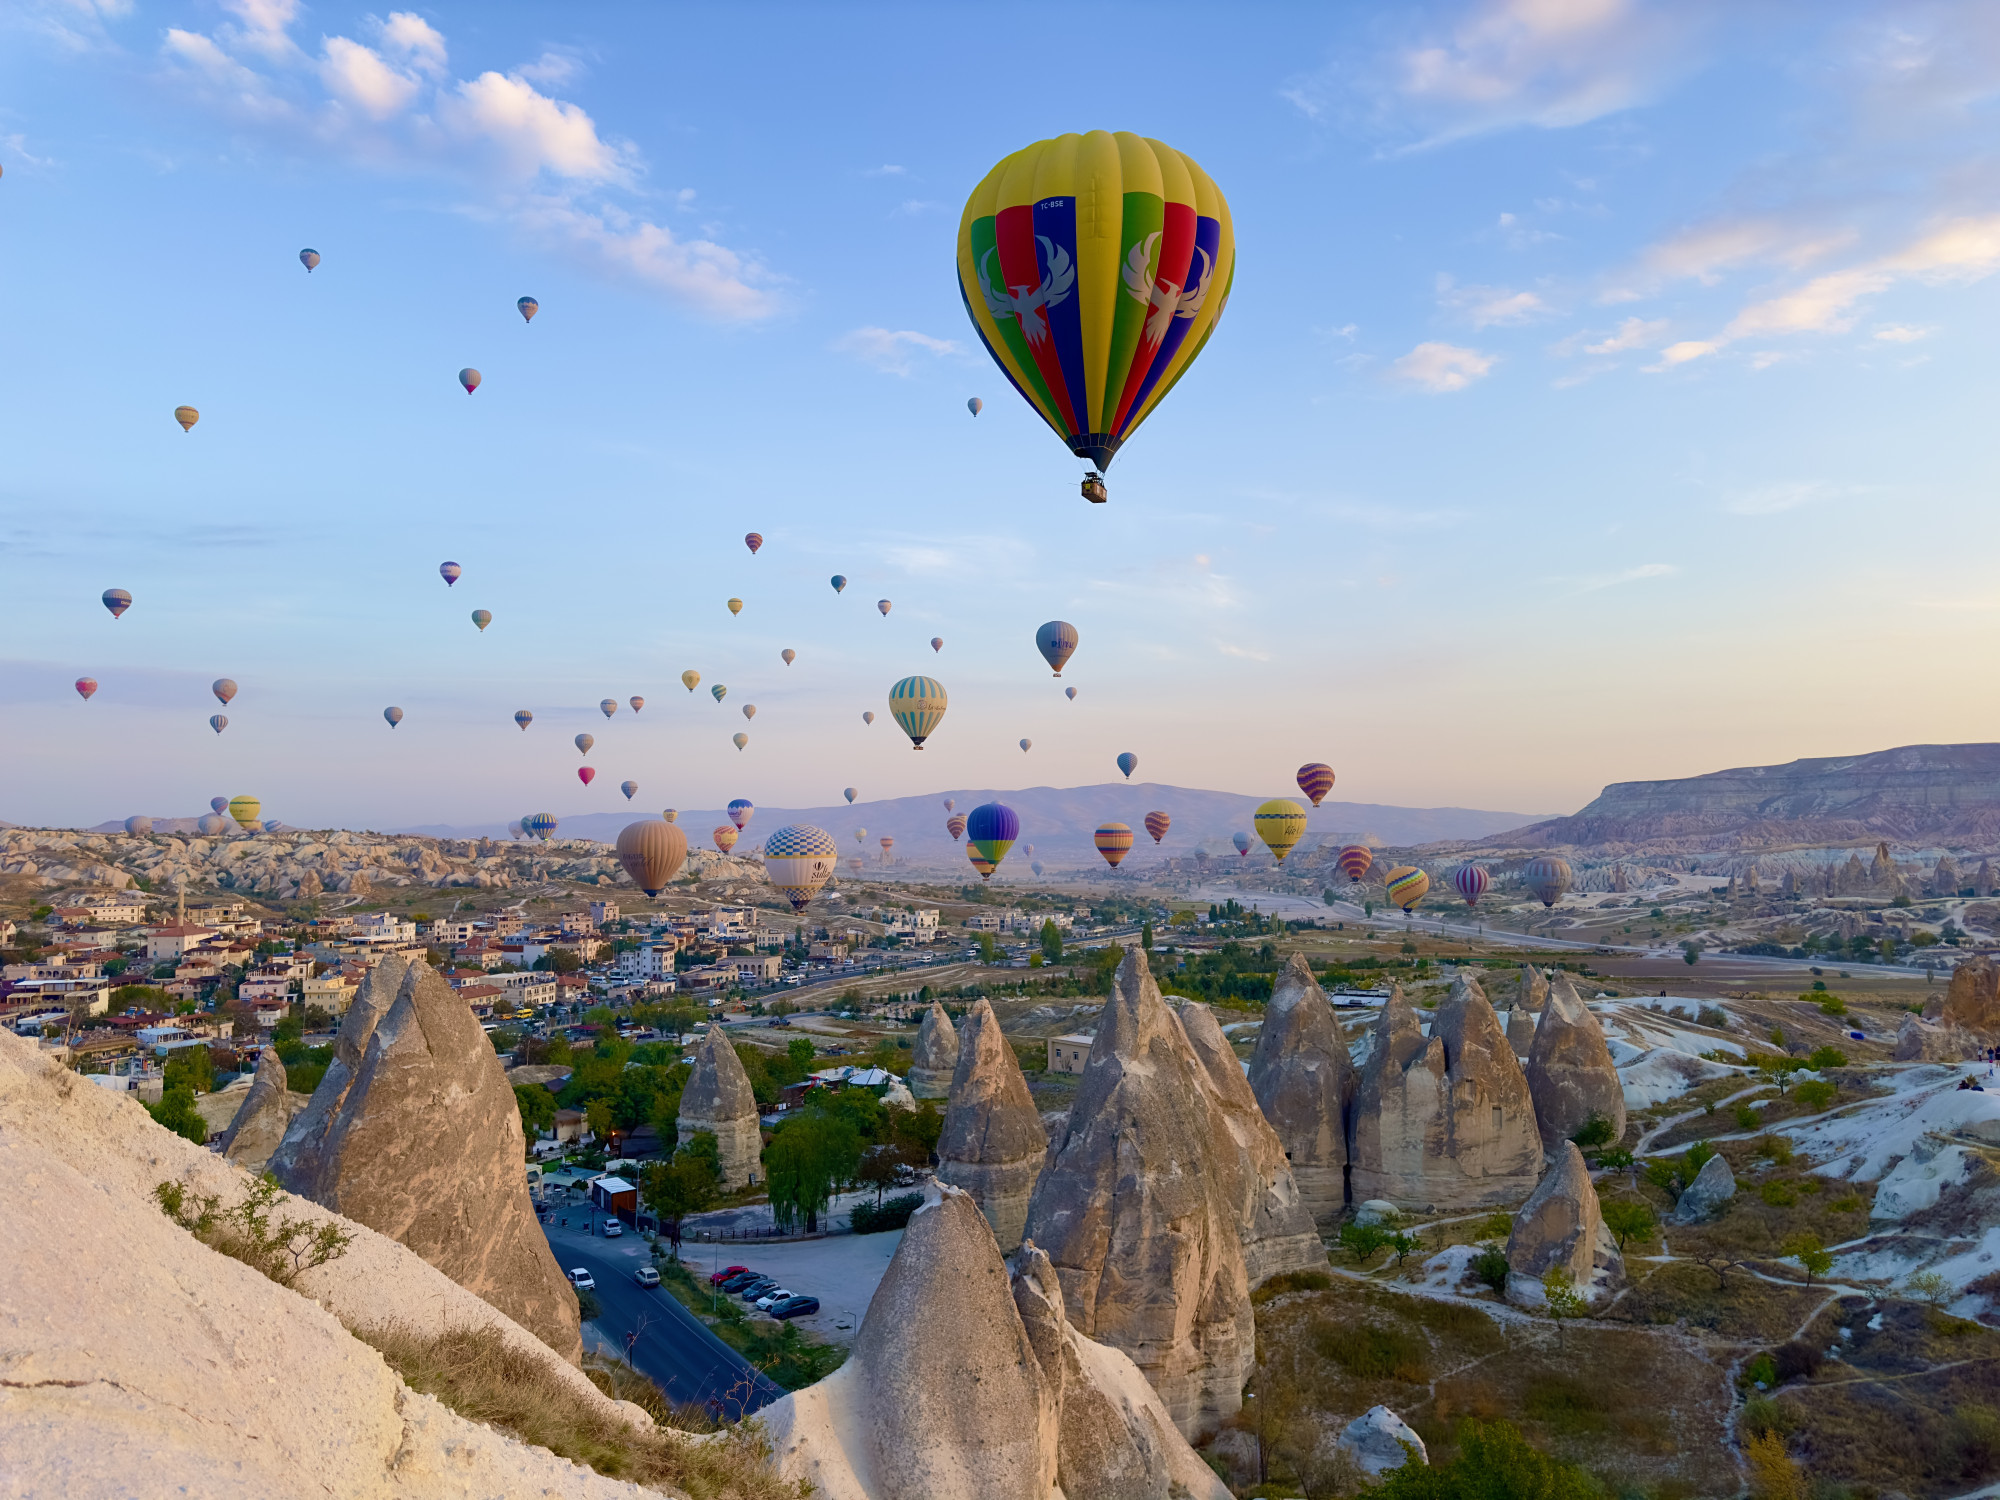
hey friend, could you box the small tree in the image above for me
[1338,1221,1389,1265]
[147,1085,208,1145]
[1387,1230,1419,1267]
[1905,1269,1952,1307]
[1783,1235,1833,1288]
[1570,1112,1615,1150]
[584,1098,614,1144]
[1541,1264,1586,1340]
[1683,942,1701,966]
[1745,1427,1808,1500]
[513,1083,557,1138]
[1792,1080,1836,1112]
[786,1035,816,1072]
[1038,920,1064,962]
[1601,1200,1656,1251]
[1140,921,1153,951]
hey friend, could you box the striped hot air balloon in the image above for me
[209,715,228,735]
[879,836,895,856]
[967,802,1019,876]
[515,710,533,731]
[1144,810,1170,844]
[765,824,840,911]
[174,405,199,432]
[600,699,618,718]
[1296,762,1335,807]
[523,812,558,841]
[1035,620,1078,676]
[1254,799,1308,863]
[945,814,966,842]
[630,696,644,713]
[889,675,947,749]
[102,588,132,619]
[1094,822,1134,868]
[1336,845,1374,883]
[728,799,755,830]
[1385,866,1430,912]
[712,684,727,703]
[1452,863,1490,908]
[616,820,687,896]
[471,609,492,632]
[713,825,739,853]
[1524,856,1573,908]
[727,598,743,616]
[745,532,763,554]
[968,850,996,879]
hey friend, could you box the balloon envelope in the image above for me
[1065,686,1077,701]
[74,677,97,701]
[1231,831,1251,856]
[1144,810,1171,843]
[458,368,480,394]
[102,588,131,618]
[843,787,857,803]
[889,675,947,749]
[831,575,847,593]
[727,598,743,616]
[515,709,533,730]
[300,249,319,271]
[967,802,1020,873]
[124,816,153,836]
[517,296,538,322]
[600,699,618,718]
[712,684,728,702]
[728,799,755,830]
[1094,822,1134,868]
[764,824,840,911]
[1116,751,1138,780]
[877,599,892,616]
[1254,799,1308,863]
[174,406,199,432]
[575,733,594,754]
[578,767,596,786]
[1020,739,1032,753]
[944,799,955,811]
[682,670,700,692]
[968,397,983,415]
[968,850,995,878]
[1452,863,1490,908]
[956,132,1235,477]
[713,825,739,853]
[879,837,895,852]
[855,829,867,843]
[782,649,796,665]
[523,812,558,841]
[1031,861,1044,876]
[383,706,403,727]
[946,815,966,841]
[197,814,229,836]
[439,561,461,586]
[212,678,237,705]
[1524,856,1573,908]
[1296,763,1335,807]
[663,809,677,823]
[1386,866,1430,911]
[931,637,944,653]
[745,533,763,554]
[471,610,491,631]
[743,705,756,720]
[629,696,644,713]
[1035,621,1079,676]
[621,780,638,800]
[211,797,230,815]
[209,714,228,734]
[732,732,749,750]
[862,711,874,725]
[616,819,687,895]
[227,795,260,825]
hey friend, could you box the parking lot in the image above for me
[678,1224,905,1343]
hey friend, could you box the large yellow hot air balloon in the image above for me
[957,132,1235,504]
[227,795,261,826]
[1253,799,1308,864]
[1385,866,1430,912]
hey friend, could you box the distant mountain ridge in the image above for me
[1484,743,2000,855]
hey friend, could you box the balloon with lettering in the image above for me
[889,675,947,749]
[765,824,840,911]
[102,588,132,619]
[1035,621,1078,676]
[1254,799,1308,863]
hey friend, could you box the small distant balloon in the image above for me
[600,699,618,718]
[471,609,492,632]
[514,709,533,731]
[509,821,525,838]
[174,406,199,432]
[1031,861,1044,876]
[523,812,558,840]
[732,732,749,751]
[209,714,228,735]
[855,828,867,843]
[663,809,678,823]
[877,599,892,616]
[742,704,757,721]
[946,814,966,841]
[1020,738,1032,753]
[943,798,955,811]
[212,679,237,705]
[439,561,462,587]
[712,684,728,703]
[575,733,594,754]
[1116,751,1138,780]
[831,575,847,593]
[1024,844,1034,856]
[300,249,320,271]
[74,677,97,701]
[931,637,944,653]
[728,799,754,830]
[459,368,481,394]
[967,397,983,416]
[227,794,260,825]
[578,766,596,786]
[1296,763,1336,808]
[1144,811,1170,844]
[383,706,403,727]
[879,836,895,854]
[102,588,132,619]
[517,296,538,323]
[888,676,946,749]
[1035,621,1079,676]
[1094,823,1134,869]
[211,797,230,815]
[1337,845,1374,882]
[629,696,644,713]
[1232,831,1252,857]
[621,780,638,800]
[782,649,796,665]
[1065,686,1077,701]
[125,816,152,836]
[862,710,874,725]
[682,669,701,692]
[745,533,763,554]
[197,814,229,836]
[843,787,857,804]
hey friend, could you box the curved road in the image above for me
[540,1215,784,1419]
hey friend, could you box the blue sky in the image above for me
[3,0,1997,831]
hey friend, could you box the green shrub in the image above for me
[850,1192,922,1234]
[1478,1210,1513,1240]
[154,1176,352,1287]
[1471,1246,1511,1293]
[1339,1221,1390,1264]
[1818,996,1848,1017]
[146,1085,209,1145]
[1684,1139,1717,1176]
[1734,1104,1761,1131]
[1760,1180,1799,1207]
[1745,1352,1779,1388]
[1757,1134,1795,1166]
[1741,1393,1793,1438]
[1365,1420,1601,1500]
[1569,1112,1615,1149]
[1807,1046,1848,1070]
[1310,1320,1428,1381]
[1792,1080,1836,1112]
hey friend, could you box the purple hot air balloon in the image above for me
[439,561,461,586]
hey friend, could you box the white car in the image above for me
[566,1268,596,1291]
[753,1288,795,1310]
[601,1220,624,1239]
[633,1266,661,1288]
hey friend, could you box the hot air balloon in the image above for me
[1296,763,1335,808]
[1451,863,1490,908]
[1031,861,1045,876]
[211,797,230,815]
[1254,799,1308,863]
[616,819,687,895]
[630,696,644,713]
[745,533,763,554]
[682,670,701,692]
[515,710,533,731]
[471,610,492,632]
[439,561,461,587]
[877,599,892,617]
[1116,751,1137,780]
[1231,831,1252,857]
[967,802,1019,876]
[968,397,983,415]
[1094,823,1134,868]
[782,649,796,665]
[931,637,944,653]
[1024,844,1035,856]
[125,816,152,836]
[102,589,131,619]
[524,812,557,841]
[300,248,320,271]
[855,828,867,843]
[174,406,199,432]
[862,711,875,725]
[211,679,237,706]
[713,825,739,853]
[228,795,260,826]
[944,798,955,811]
[209,715,228,734]
[843,787,857,803]
[732,733,749,751]
[726,598,743,617]
[712,684,727,703]
[197,814,229,836]
[383,706,403,727]
[968,850,995,878]
[518,296,538,323]
[1020,739,1032,753]
[74,677,97,701]
[888,675,947,749]
[957,132,1235,504]
[1386,866,1430,912]
[1337,845,1374,883]
[1035,621,1079,676]
[459,368,480,394]
[600,699,618,718]
[1144,810,1170,843]
[728,799,754,830]
[742,705,757,721]
[831,575,847,593]
[1524,856,1573,908]
[575,733,594,755]
[620,780,638,800]
[578,767,596,787]
[879,836,895,855]
[508,821,525,838]
[946,814,966,841]
[1065,686,1077,701]
[764,824,840,911]
[663,809,677,823]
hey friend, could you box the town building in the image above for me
[1046,1033,1095,1075]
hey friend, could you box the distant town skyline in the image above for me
[2,0,1996,831]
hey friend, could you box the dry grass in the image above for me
[1608,1261,1827,1341]
[354,1322,803,1500]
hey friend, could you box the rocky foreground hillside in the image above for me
[1493,742,2000,854]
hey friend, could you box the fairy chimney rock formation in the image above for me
[1524,973,1627,1152]
[1349,974,1542,1211]
[1518,965,1550,1013]
[1021,949,1253,1438]
[909,1002,959,1099]
[1180,998,1326,1283]
[1503,1008,1537,1058]
[1246,952,1353,1224]
[216,1045,298,1173]
[678,1022,764,1187]
[275,960,582,1362]
[1942,956,2000,1034]
[937,998,1048,1253]
[1504,1141,1620,1307]
[269,953,409,1188]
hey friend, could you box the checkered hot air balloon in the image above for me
[764,824,839,912]
[889,675,947,749]
[1094,823,1134,868]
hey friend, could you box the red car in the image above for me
[709,1264,749,1285]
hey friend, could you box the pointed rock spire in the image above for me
[909,1001,959,1099]
[678,1022,763,1188]
[937,998,1048,1252]
[1181,998,1325,1283]
[217,1045,297,1173]
[1022,950,1253,1437]
[1503,1007,1536,1059]
[1525,973,1626,1152]
[1517,964,1550,1013]
[1503,1141,1621,1307]
[270,953,409,1189]
[1246,952,1353,1224]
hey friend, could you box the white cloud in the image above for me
[1723,481,1842,515]
[1874,323,1934,342]
[220,0,300,59]
[864,164,907,177]
[319,38,420,121]
[1217,643,1271,662]
[1580,562,1676,590]
[1580,315,1668,354]
[515,52,582,88]
[832,327,961,376]
[1603,217,1855,302]
[1436,273,1551,326]
[512,196,778,320]
[1644,339,1718,370]
[441,71,629,182]
[1390,341,1497,392]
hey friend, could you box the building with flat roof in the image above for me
[1046,1033,1094,1075]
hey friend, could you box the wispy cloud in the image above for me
[1436,273,1552,327]
[832,327,960,375]
[1722,481,1862,515]
[1390,341,1496,392]
[1579,561,1676,590]
[1873,323,1934,343]
[1216,642,1271,662]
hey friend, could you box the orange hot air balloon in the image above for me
[1296,762,1335,807]
[945,814,967,841]
[1094,822,1134,868]
[713,825,739,853]
[617,820,688,896]
[1144,810,1170,844]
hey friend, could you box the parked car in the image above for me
[633,1266,661,1288]
[737,1278,780,1300]
[719,1272,763,1293]
[709,1264,749,1285]
[601,1220,624,1238]
[768,1295,819,1320]
[566,1268,596,1291]
[753,1288,795,1310]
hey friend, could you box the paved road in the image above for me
[539,1214,784,1419]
